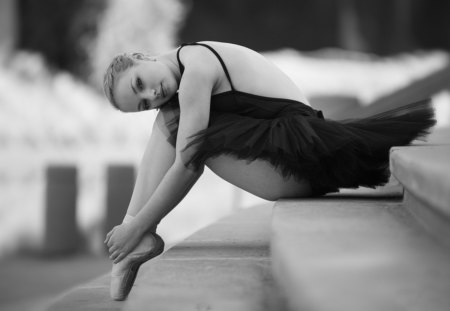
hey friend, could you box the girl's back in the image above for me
[193,41,309,105]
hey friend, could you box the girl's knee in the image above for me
[256,178,312,201]
[257,191,280,202]
[154,109,172,137]
[154,106,180,148]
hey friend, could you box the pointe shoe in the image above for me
[110,232,164,301]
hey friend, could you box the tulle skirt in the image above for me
[161,98,436,196]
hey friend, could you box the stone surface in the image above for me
[272,198,450,311]
[46,274,123,311]
[390,145,450,218]
[124,258,275,311]
[46,204,280,311]
[403,191,450,247]
[124,205,279,311]
[426,126,450,145]
[389,127,450,245]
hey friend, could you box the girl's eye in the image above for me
[136,77,143,90]
[143,100,150,110]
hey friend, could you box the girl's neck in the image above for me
[158,49,182,85]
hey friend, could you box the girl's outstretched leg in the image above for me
[125,111,177,220]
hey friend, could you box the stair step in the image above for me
[390,144,450,245]
[124,205,278,311]
[125,257,274,311]
[271,197,450,311]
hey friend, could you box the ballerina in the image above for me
[102,41,436,300]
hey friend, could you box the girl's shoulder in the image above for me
[180,41,260,62]
[177,43,223,74]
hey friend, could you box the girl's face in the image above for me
[114,59,177,112]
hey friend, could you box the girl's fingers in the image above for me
[105,228,115,241]
[106,236,115,247]
[104,234,111,244]
[110,250,120,260]
[109,246,117,254]
[114,253,126,264]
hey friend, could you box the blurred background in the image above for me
[0,0,449,310]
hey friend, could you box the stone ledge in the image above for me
[124,258,276,311]
[390,145,450,228]
[124,205,278,311]
[272,198,450,311]
[45,274,121,311]
[403,191,450,247]
[46,205,278,311]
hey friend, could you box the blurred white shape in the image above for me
[89,0,186,88]
[433,91,450,127]
[0,160,45,256]
[265,48,449,105]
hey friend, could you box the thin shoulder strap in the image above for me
[176,42,235,90]
[176,44,187,74]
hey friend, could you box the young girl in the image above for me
[103,41,435,300]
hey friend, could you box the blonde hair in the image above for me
[103,52,151,109]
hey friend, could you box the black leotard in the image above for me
[161,42,436,196]
[176,42,324,119]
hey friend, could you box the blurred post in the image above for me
[44,165,80,255]
[390,0,413,52]
[104,165,135,242]
[338,0,367,52]
[0,0,17,57]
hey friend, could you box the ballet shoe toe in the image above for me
[109,233,164,301]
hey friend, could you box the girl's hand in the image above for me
[104,222,142,263]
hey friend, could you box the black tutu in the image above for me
[160,92,436,196]
[165,42,436,196]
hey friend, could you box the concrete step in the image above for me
[390,144,450,246]
[271,196,450,311]
[46,204,283,311]
[123,204,282,311]
[426,126,450,145]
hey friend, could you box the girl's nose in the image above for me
[142,89,159,100]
